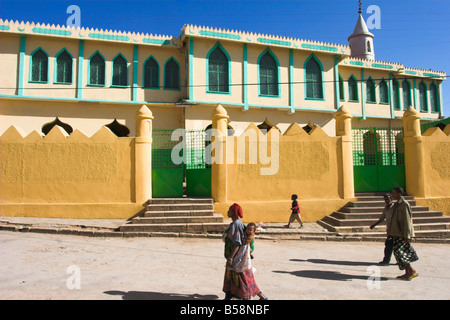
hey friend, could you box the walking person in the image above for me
[370,193,395,265]
[388,187,419,280]
[222,203,267,300]
[285,194,303,228]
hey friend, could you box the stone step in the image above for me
[146,203,214,212]
[147,198,213,205]
[322,215,450,227]
[142,209,216,218]
[340,206,430,213]
[131,214,224,224]
[355,195,414,202]
[347,200,416,207]
[120,222,229,233]
[331,210,443,220]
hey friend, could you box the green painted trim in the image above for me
[0,24,10,31]
[53,48,74,85]
[189,38,194,100]
[430,81,441,113]
[413,78,417,111]
[87,50,106,87]
[391,76,401,111]
[77,40,84,99]
[206,41,231,95]
[32,27,71,36]
[366,76,376,104]
[289,49,294,109]
[378,78,389,105]
[243,43,249,111]
[88,33,129,41]
[28,47,49,83]
[438,83,443,116]
[304,53,325,101]
[334,56,340,108]
[361,69,366,120]
[371,63,393,70]
[350,60,364,66]
[18,35,26,96]
[389,75,394,119]
[132,45,138,101]
[163,57,181,91]
[423,72,442,78]
[405,70,417,75]
[142,38,170,45]
[257,47,281,98]
[301,43,337,52]
[142,55,160,89]
[199,30,241,40]
[339,74,345,102]
[257,38,291,47]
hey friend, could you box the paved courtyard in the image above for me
[1,230,449,301]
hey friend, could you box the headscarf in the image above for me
[229,203,243,219]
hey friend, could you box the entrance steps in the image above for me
[317,193,450,239]
[120,198,230,234]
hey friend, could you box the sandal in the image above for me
[408,273,419,280]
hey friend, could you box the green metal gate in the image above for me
[152,129,211,198]
[352,127,405,192]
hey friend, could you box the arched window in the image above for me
[379,80,389,104]
[89,52,105,86]
[339,75,345,101]
[164,58,180,90]
[259,51,278,96]
[143,57,159,89]
[305,56,323,99]
[366,78,376,103]
[367,41,371,53]
[430,83,439,113]
[419,82,428,112]
[402,80,412,110]
[112,54,128,86]
[348,75,358,101]
[55,50,72,84]
[31,48,48,82]
[208,45,229,93]
[392,79,400,110]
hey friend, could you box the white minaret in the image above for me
[348,1,375,60]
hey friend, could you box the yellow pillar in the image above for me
[402,106,426,197]
[211,104,229,204]
[135,105,154,203]
[334,105,354,199]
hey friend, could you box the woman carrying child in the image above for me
[222,203,267,300]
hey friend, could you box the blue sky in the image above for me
[1,0,449,117]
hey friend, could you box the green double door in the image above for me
[352,127,406,193]
[152,129,211,198]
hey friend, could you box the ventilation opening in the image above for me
[257,119,280,134]
[105,119,130,137]
[42,117,73,135]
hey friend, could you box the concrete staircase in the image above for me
[318,193,450,239]
[120,198,230,234]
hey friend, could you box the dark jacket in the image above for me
[387,196,414,239]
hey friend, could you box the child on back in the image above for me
[243,222,256,259]
[285,194,303,228]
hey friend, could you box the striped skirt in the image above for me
[393,237,419,270]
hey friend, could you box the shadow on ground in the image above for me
[273,270,389,282]
[104,290,219,300]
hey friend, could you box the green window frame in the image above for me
[88,51,106,86]
[143,56,159,89]
[164,57,180,90]
[392,79,400,110]
[338,75,345,101]
[379,79,389,104]
[348,75,358,102]
[207,43,230,93]
[366,77,376,103]
[402,80,412,110]
[430,82,439,113]
[55,49,73,84]
[305,55,323,100]
[112,53,128,87]
[258,50,279,97]
[30,47,48,83]
[418,81,428,112]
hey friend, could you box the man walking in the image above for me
[370,193,394,265]
[388,187,419,280]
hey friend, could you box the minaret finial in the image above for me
[358,0,362,14]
